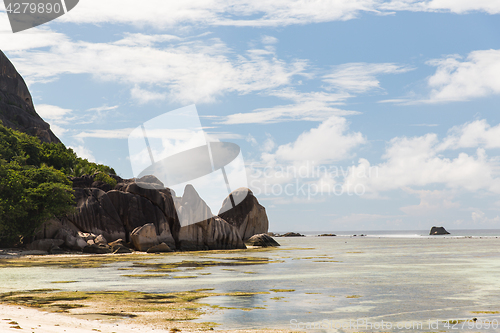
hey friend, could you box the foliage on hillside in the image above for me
[0,122,116,246]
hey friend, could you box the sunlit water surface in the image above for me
[2,232,500,332]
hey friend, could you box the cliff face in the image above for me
[0,50,60,143]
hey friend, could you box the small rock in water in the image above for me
[281,232,305,237]
[429,226,450,235]
[246,234,280,247]
[146,242,173,253]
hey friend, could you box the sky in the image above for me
[1,0,500,232]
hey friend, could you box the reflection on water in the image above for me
[2,236,500,332]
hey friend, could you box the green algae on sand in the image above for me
[0,288,270,331]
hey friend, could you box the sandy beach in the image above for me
[0,303,291,333]
[0,303,170,333]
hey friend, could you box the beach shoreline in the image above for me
[0,303,291,333]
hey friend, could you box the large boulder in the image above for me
[430,226,450,235]
[218,188,269,240]
[53,228,87,250]
[0,50,60,143]
[108,239,133,253]
[107,184,177,249]
[34,217,80,240]
[70,175,94,189]
[67,188,126,242]
[27,239,64,252]
[130,223,159,251]
[177,185,246,250]
[174,185,213,227]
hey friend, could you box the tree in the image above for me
[0,123,116,246]
[0,161,75,245]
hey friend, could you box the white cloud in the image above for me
[440,119,500,150]
[0,14,68,51]
[246,134,258,146]
[273,116,366,164]
[3,0,498,34]
[471,210,500,226]
[400,188,459,216]
[382,0,500,14]
[57,0,499,29]
[424,50,500,102]
[262,35,278,44]
[222,90,357,124]
[130,85,167,104]
[57,0,380,28]
[6,34,307,104]
[323,63,414,94]
[343,128,500,195]
[222,62,412,124]
[86,105,119,113]
[246,116,366,197]
[35,104,73,123]
[49,124,68,137]
[262,134,276,153]
[69,144,95,162]
[74,128,134,139]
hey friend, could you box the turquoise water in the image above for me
[2,235,500,332]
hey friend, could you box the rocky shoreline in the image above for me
[26,173,273,255]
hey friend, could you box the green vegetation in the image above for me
[0,122,115,246]
[94,172,117,187]
[270,289,295,293]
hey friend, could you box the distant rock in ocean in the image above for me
[429,226,450,235]
[0,50,60,143]
[246,234,280,247]
[279,232,305,237]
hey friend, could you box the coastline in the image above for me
[0,303,291,333]
[2,236,500,332]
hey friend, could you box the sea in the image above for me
[2,229,500,332]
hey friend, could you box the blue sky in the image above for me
[2,0,500,232]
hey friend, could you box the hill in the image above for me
[0,50,59,143]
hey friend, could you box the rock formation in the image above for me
[0,50,269,253]
[429,226,450,235]
[67,188,127,242]
[131,223,160,251]
[246,234,280,247]
[279,232,305,237]
[176,185,246,250]
[0,50,60,143]
[218,188,269,240]
[36,174,252,252]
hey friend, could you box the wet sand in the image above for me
[0,303,291,333]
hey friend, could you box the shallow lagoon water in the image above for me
[2,235,500,332]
